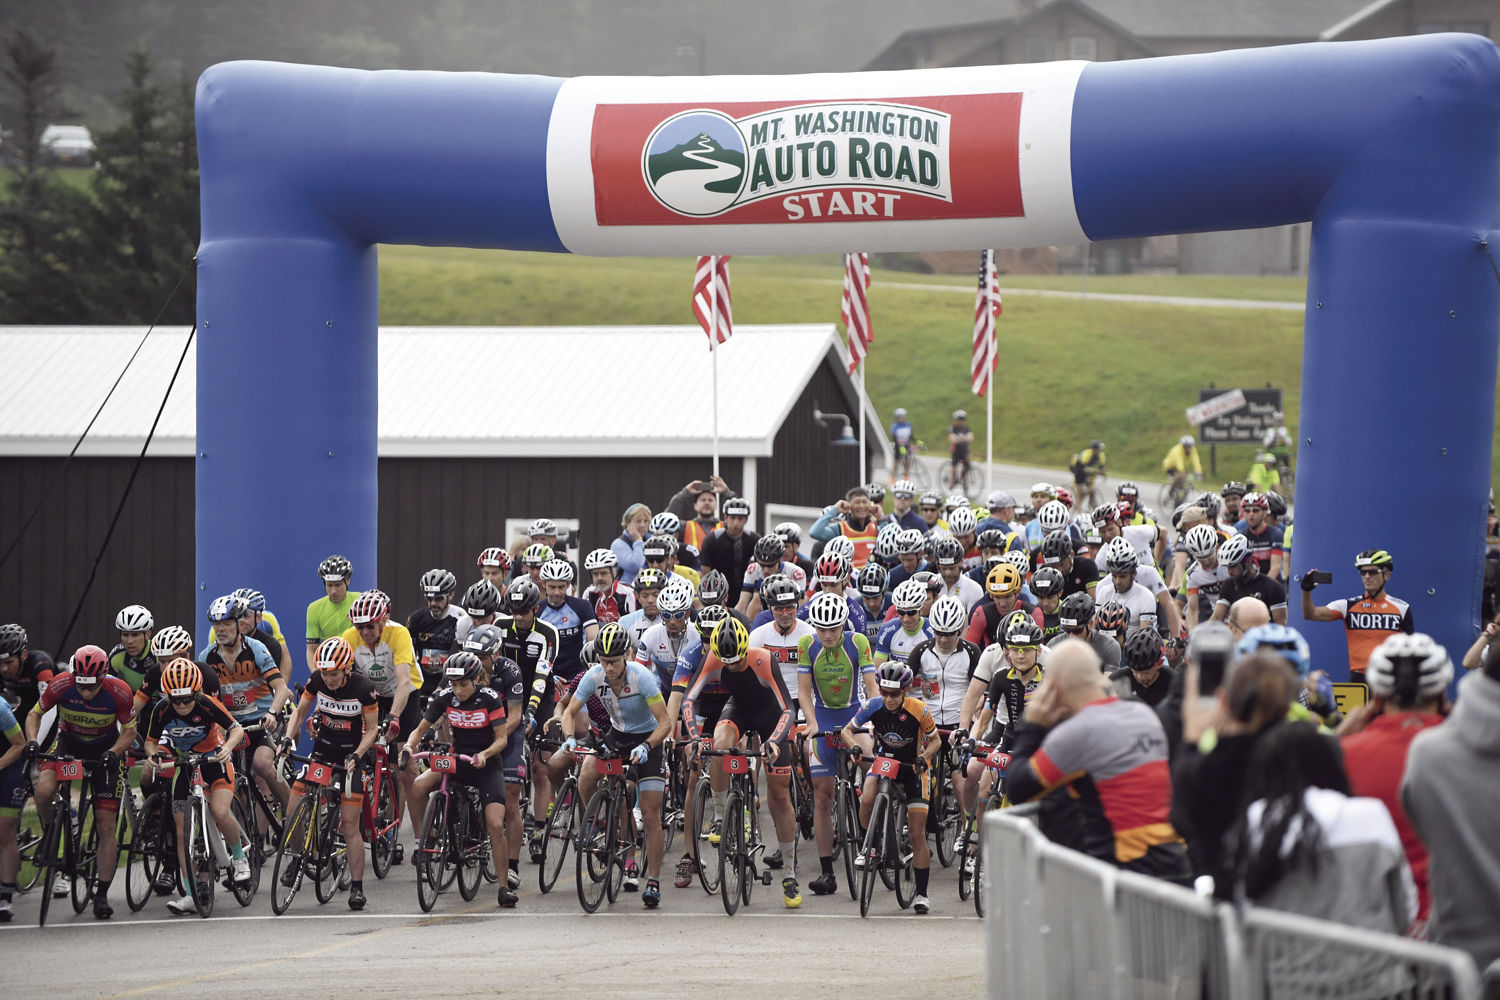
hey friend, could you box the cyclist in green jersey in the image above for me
[305,554,362,672]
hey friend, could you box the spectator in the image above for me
[699,497,759,608]
[1223,595,1270,641]
[610,503,651,586]
[809,486,881,569]
[1402,645,1500,970]
[977,491,1018,536]
[665,476,736,550]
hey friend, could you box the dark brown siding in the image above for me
[760,350,868,510]
[0,457,195,659]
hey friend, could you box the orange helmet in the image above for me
[163,657,202,698]
[986,563,1023,599]
[316,636,354,671]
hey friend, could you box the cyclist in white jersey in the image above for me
[1179,524,1229,629]
[633,582,702,692]
[748,577,816,705]
[874,579,933,665]
[618,567,668,652]
[1093,538,1182,636]
[1091,503,1164,568]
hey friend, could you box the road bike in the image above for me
[535,738,581,894]
[700,746,775,916]
[575,746,642,914]
[360,736,404,879]
[855,753,918,917]
[955,740,1012,916]
[807,730,865,899]
[685,737,720,894]
[231,713,289,865]
[409,747,489,912]
[153,748,259,917]
[1159,473,1199,512]
[30,754,106,926]
[270,752,352,915]
[927,733,964,870]
[945,455,980,497]
[124,760,177,911]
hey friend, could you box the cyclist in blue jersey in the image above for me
[890,408,915,482]
[854,564,890,640]
[875,579,934,666]
[618,567,668,652]
[538,560,599,682]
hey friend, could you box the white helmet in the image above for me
[149,625,192,658]
[892,579,927,613]
[1029,482,1056,499]
[824,536,856,563]
[1102,537,1138,573]
[1366,633,1453,703]
[527,517,559,538]
[1039,500,1070,532]
[807,591,850,629]
[891,479,916,498]
[1183,524,1219,560]
[657,580,694,615]
[1218,533,1251,566]
[948,506,977,535]
[895,529,925,556]
[928,596,967,634]
[540,559,573,582]
[1180,435,1195,447]
[945,494,969,514]
[1001,550,1030,574]
[584,548,617,571]
[115,604,154,632]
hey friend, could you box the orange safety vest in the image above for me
[840,517,880,569]
[682,519,720,551]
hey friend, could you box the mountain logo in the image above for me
[641,110,748,217]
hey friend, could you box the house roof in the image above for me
[0,325,889,460]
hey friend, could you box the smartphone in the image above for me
[1307,570,1333,586]
[1192,628,1234,697]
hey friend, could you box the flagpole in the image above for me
[857,359,867,486]
[711,256,721,519]
[986,353,994,497]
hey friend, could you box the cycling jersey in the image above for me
[305,590,362,644]
[1108,665,1176,708]
[573,662,664,737]
[491,615,559,695]
[1162,444,1202,477]
[749,617,816,696]
[561,670,615,735]
[134,658,221,715]
[1215,572,1288,617]
[682,648,793,743]
[35,673,135,748]
[259,609,288,645]
[1325,593,1415,674]
[539,595,598,679]
[618,609,662,653]
[884,508,927,533]
[203,637,281,722]
[304,670,378,754]
[858,597,890,641]
[584,581,637,625]
[0,700,21,814]
[1104,524,1159,567]
[891,419,913,448]
[907,637,982,727]
[1234,521,1285,574]
[938,574,985,613]
[965,597,1037,650]
[146,693,238,754]
[796,632,874,709]
[108,645,154,693]
[1183,562,1230,621]
[1,649,56,718]
[741,559,808,596]
[406,604,463,684]
[1092,578,1162,631]
[987,663,1044,749]
[340,623,422,698]
[670,564,702,589]
[1045,629,1123,669]
[423,685,507,757]
[635,622,703,693]
[672,643,727,696]
[853,695,934,765]
[949,423,971,461]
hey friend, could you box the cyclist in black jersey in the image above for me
[406,568,462,700]
[494,578,561,862]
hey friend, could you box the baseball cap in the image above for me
[987,490,1016,510]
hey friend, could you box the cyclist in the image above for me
[402,650,516,907]
[619,567,668,650]
[519,542,553,586]
[492,577,561,860]
[0,624,56,722]
[890,408,915,481]
[1093,503,1165,569]
[204,595,292,823]
[1247,451,1281,495]
[643,534,700,590]
[1302,548,1414,677]
[234,589,296,680]
[1029,566,1068,639]
[340,589,421,844]
[931,536,984,612]
[1161,436,1202,500]
[907,596,981,812]
[306,554,361,672]
[24,645,136,915]
[1262,410,1293,468]
[1234,492,1285,581]
[280,637,380,910]
[885,480,926,533]
[947,410,974,491]
[697,569,732,611]
[810,486,881,569]
[1220,481,1247,525]
[682,618,801,908]
[965,564,1031,650]
[477,547,511,587]
[1110,626,1174,707]
[1213,534,1289,625]
[108,604,155,693]
[635,580,701,693]
[1181,524,1229,630]
[773,522,818,583]
[559,622,673,908]
[839,661,939,914]
[582,548,637,625]
[738,533,809,618]
[1094,538,1181,638]
[748,576,816,698]
[874,579,933,668]
[945,506,980,573]
[797,592,876,896]
[799,552,868,635]
[455,578,502,646]
[1049,591,1122,668]
[457,626,527,891]
[539,558,600,679]
[144,658,250,914]
[1070,440,1108,502]
[1040,531,1100,598]
[406,568,462,697]
[854,564,890,639]
[886,529,928,591]
[917,491,945,533]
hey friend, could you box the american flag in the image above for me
[971,248,1001,395]
[841,252,872,374]
[693,255,733,349]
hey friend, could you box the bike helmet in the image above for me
[477,546,511,571]
[911,570,943,595]
[712,617,750,663]
[875,661,913,692]
[892,579,927,613]
[754,534,785,565]
[163,658,203,697]
[816,552,852,584]
[1240,491,1268,512]
[918,490,944,510]
[349,590,391,625]
[986,563,1023,599]
[1265,492,1288,518]
[872,528,900,566]
[1004,616,1044,649]
[695,605,730,630]
[527,517,559,539]
[975,529,1006,552]
[1040,531,1073,566]
[932,536,964,567]
[207,595,248,623]
[713,496,747,518]
[928,596,967,635]
[70,644,109,678]
[463,623,503,657]
[891,480,916,499]
[1058,591,1095,630]
[505,577,542,614]
[865,483,887,506]
[314,636,353,671]
[540,558,573,583]
[1183,524,1220,560]
[1197,492,1224,522]
[945,494,970,515]
[1123,626,1163,671]
[823,536,856,565]
[0,624,26,657]
[657,580,694,615]
[444,650,485,683]
[1093,601,1130,633]
[1354,549,1394,573]
[233,589,267,613]
[1089,503,1118,528]
[462,579,502,617]
[1038,501,1070,533]
[895,529,925,556]
[595,622,632,658]
[807,591,851,629]
[1236,623,1312,679]
[115,604,154,632]
[583,548,618,572]
[150,625,193,658]
[649,512,681,537]
[651,534,680,558]
[948,506,977,536]
[1220,481,1247,498]
[856,563,889,597]
[318,554,353,581]
[1116,481,1140,501]
[579,639,599,666]
[1029,482,1056,501]
[1054,486,1074,511]
[1218,534,1251,567]
[764,576,802,609]
[773,521,802,545]
[698,569,729,606]
[521,543,554,567]
[633,567,667,592]
[1102,537,1138,574]
[1000,550,1030,576]
[1366,632,1453,707]
[1030,566,1065,598]
[420,568,458,597]
[1180,435,1195,447]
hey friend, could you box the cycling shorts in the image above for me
[501,735,526,787]
[868,756,931,809]
[0,758,25,815]
[45,735,120,808]
[377,695,422,745]
[602,728,665,792]
[456,759,507,807]
[172,759,234,800]
[716,698,791,776]
[292,745,365,807]
[807,704,859,779]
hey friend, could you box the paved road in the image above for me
[3,807,985,1000]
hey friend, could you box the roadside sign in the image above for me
[1332,681,1369,715]
[1185,389,1245,427]
[1192,387,1282,443]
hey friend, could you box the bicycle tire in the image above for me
[125,791,165,911]
[894,806,915,909]
[369,767,396,880]
[70,783,98,914]
[957,816,973,902]
[313,792,344,904]
[16,825,43,892]
[229,797,259,906]
[271,794,316,915]
[690,774,720,894]
[537,779,577,894]
[603,788,626,905]
[858,794,886,917]
[416,791,449,913]
[575,787,612,914]
[456,796,483,901]
[36,800,64,927]
[962,463,981,498]
[792,753,815,843]
[838,783,859,900]
[718,789,744,916]
[973,832,986,917]
[933,780,958,868]
[187,800,215,918]
[740,797,755,908]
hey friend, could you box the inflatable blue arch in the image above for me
[196,34,1499,679]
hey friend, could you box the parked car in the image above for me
[40,124,95,166]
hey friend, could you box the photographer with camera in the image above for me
[1301,549,1414,677]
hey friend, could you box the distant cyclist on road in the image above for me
[1162,436,1202,502]
[1070,440,1107,504]
[890,408,915,482]
[947,410,974,491]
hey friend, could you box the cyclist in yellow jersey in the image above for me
[1162,436,1203,493]
[340,590,422,840]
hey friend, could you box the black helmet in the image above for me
[753,534,784,565]
[1265,491,1287,517]
[1123,626,1163,670]
[932,536,963,567]
[1057,591,1095,630]
[695,605,731,631]
[1220,481,1247,498]
[764,577,801,609]
[856,563,888,597]
[1003,616,1044,648]
[865,482,887,505]
[505,577,542,614]
[461,579,501,617]
[317,554,353,580]
[420,568,457,598]
[1040,531,1073,565]
[444,650,484,683]
[976,528,1007,551]
[698,569,729,606]
[1029,566,1065,598]
[0,624,27,657]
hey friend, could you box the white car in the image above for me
[40,124,94,165]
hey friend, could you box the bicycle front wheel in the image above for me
[456,796,483,902]
[187,801,215,918]
[894,807,916,909]
[125,791,165,911]
[370,769,396,880]
[837,783,860,900]
[229,798,260,906]
[575,787,612,914]
[416,791,450,913]
[718,790,745,916]
[858,794,887,917]
[70,787,99,914]
[962,463,980,498]
[271,795,316,915]
[36,803,65,927]
[973,834,986,917]
[690,774,720,894]
[313,794,344,904]
[538,779,577,894]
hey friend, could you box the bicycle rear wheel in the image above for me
[416,791,449,913]
[718,790,745,916]
[837,783,860,899]
[229,798,260,906]
[70,786,98,914]
[973,835,986,917]
[957,816,974,902]
[962,463,980,498]
[187,801,215,918]
[271,795,317,915]
[858,794,887,918]
[125,792,165,911]
[36,806,65,927]
[370,769,396,880]
[538,779,577,894]
[603,789,625,905]
[17,824,43,892]
[932,776,958,869]
[456,796,483,902]
[690,774,720,894]
[575,787,612,914]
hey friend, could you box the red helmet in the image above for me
[70,644,110,678]
[1240,491,1268,512]
[1054,486,1074,510]
[477,546,511,571]
[815,553,850,584]
[349,589,391,626]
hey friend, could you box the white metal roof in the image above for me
[0,325,889,460]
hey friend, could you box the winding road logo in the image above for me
[643,111,748,217]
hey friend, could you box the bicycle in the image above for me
[854,752,918,917]
[805,731,865,898]
[30,753,106,926]
[700,746,775,916]
[123,757,177,911]
[575,746,642,914]
[958,742,1012,917]
[1079,470,1108,509]
[1159,473,1199,512]
[685,737,721,895]
[152,748,259,917]
[907,440,933,490]
[360,736,404,879]
[409,747,489,913]
[789,727,815,844]
[945,455,980,498]
[535,737,581,894]
[270,752,352,915]
[231,713,289,862]
[659,736,685,856]
[926,733,964,869]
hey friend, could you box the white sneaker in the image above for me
[231,855,251,884]
[913,894,930,915]
[51,874,69,898]
[506,867,520,890]
[166,893,195,915]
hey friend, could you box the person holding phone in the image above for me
[1301,549,1414,677]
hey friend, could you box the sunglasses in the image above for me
[771,605,797,614]
[355,622,382,632]
[1008,644,1039,653]
[660,610,688,621]
[898,609,921,617]
[169,694,197,706]
[933,630,960,639]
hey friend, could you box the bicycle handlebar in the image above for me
[409,750,480,767]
